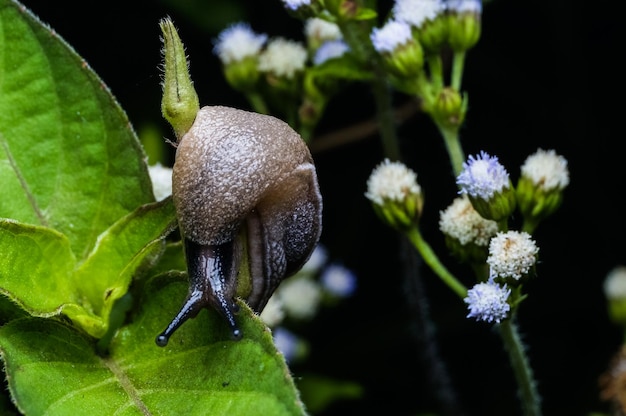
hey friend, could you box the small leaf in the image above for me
[0,0,154,260]
[0,274,306,416]
[73,198,177,337]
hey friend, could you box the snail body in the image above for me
[156,106,322,346]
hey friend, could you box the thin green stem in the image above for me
[497,319,542,416]
[451,51,466,91]
[371,72,401,160]
[405,227,467,299]
[438,124,465,177]
[427,54,444,90]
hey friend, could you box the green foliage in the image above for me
[0,1,305,414]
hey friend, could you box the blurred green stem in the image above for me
[438,124,465,177]
[405,227,467,299]
[451,51,466,91]
[498,318,542,416]
[245,92,269,115]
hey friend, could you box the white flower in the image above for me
[439,196,498,246]
[313,39,350,65]
[320,263,357,297]
[258,38,308,79]
[304,18,342,43]
[465,281,511,323]
[259,294,285,327]
[213,22,267,65]
[457,151,510,199]
[448,0,482,13]
[365,158,421,206]
[278,276,322,320]
[282,0,311,10]
[370,20,413,53]
[520,148,570,191]
[148,163,172,201]
[487,231,539,280]
[604,266,626,300]
[393,0,446,28]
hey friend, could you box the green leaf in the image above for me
[72,198,177,337]
[0,274,306,416]
[0,0,154,260]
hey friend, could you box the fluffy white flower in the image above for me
[370,20,413,53]
[148,163,172,201]
[439,196,498,246]
[258,38,308,79]
[365,158,421,206]
[604,266,626,300]
[393,0,446,28]
[213,22,267,65]
[304,18,342,43]
[278,276,322,320]
[487,231,539,280]
[520,148,570,191]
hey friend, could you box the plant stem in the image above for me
[245,92,269,115]
[497,319,542,416]
[371,70,401,161]
[451,51,466,91]
[405,227,467,299]
[438,124,465,177]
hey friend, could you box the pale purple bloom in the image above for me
[272,327,300,362]
[447,0,482,13]
[320,263,357,297]
[313,39,350,65]
[370,20,413,53]
[282,0,311,10]
[393,0,446,28]
[464,281,510,323]
[457,151,510,199]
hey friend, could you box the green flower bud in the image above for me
[414,13,449,53]
[371,21,424,79]
[432,87,464,128]
[447,0,482,52]
[468,185,517,223]
[159,18,199,140]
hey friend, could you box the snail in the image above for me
[155,106,323,346]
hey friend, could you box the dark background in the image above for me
[13,0,625,415]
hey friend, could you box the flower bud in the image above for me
[365,159,424,230]
[457,152,516,223]
[393,0,448,53]
[371,20,424,79]
[516,149,570,229]
[432,87,465,128]
[447,0,482,52]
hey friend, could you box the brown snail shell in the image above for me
[156,106,322,346]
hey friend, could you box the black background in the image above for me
[11,1,626,415]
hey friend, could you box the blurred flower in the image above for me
[603,266,626,328]
[272,327,305,363]
[487,231,539,283]
[148,163,172,201]
[304,17,342,50]
[260,294,285,328]
[439,196,497,247]
[393,0,446,28]
[365,158,424,230]
[300,244,329,275]
[457,151,515,221]
[447,0,481,13]
[447,0,482,51]
[278,276,322,320]
[320,263,357,297]
[282,0,312,10]
[464,281,511,323]
[370,20,413,53]
[313,39,350,65]
[213,22,267,65]
[258,37,308,79]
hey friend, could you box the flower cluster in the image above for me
[464,280,511,323]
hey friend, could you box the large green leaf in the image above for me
[0,0,154,260]
[0,274,306,416]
